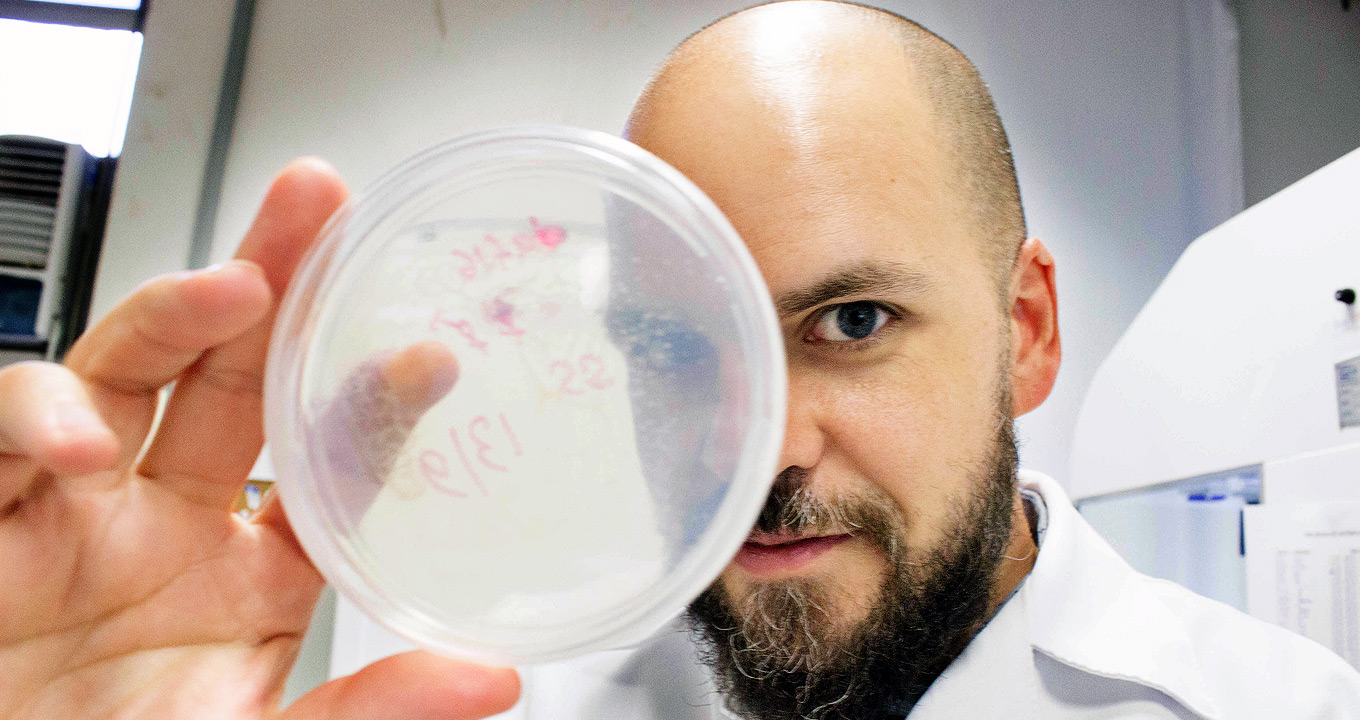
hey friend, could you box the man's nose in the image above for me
[777,369,826,474]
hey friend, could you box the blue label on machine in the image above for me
[1336,355,1360,429]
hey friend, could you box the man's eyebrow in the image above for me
[774,262,935,317]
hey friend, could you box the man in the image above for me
[0,2,1355,719]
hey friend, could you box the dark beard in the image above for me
[687,418,1019,720]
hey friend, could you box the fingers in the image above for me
[250,342,457,535]
[348,341,462,485]
[62,260,274,466]
[232,157,351,299]
[318,342,459,523]
[137,159,349,507]
[282,651,520,720]
[381,341,462,407]
[0,361,118,506]
[353,342,462,480]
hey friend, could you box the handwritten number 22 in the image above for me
[550,354,613,396]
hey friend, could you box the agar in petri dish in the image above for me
[266,126,786,665]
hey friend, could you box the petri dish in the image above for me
[265,125,786,665]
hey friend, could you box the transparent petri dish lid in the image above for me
[265,125,786,665]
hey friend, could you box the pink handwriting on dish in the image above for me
[429,310,489,353]
[548,353,614,396]
[419,412,523,498]
[450,217,567,282]
[429,290,525,352]
[481,291,525,337]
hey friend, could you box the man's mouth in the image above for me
[734,531,853,576]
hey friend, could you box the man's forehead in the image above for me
[622,2,989,309]
[627,7,943,175]
[628,7,959,244]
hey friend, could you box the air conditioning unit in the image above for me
[0,135,96,358]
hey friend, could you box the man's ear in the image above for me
[1009,238,1061,417]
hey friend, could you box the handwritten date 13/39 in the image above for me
[419,413,522,499]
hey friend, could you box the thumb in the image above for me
[281,651,520,720]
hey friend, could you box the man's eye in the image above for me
[809,301,891,342]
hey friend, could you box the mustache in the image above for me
[753,467,904,563]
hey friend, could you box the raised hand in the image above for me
[0,159,519,720]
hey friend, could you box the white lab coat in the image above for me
[500,471,1360,718]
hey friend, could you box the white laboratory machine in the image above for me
[1072,144,1360,668]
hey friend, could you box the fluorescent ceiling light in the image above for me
[23,0,141,9]
[0,18,143,157]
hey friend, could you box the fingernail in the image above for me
[200,259,264,278]
[52,402,106,437]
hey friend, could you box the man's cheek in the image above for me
[817,539,894,615]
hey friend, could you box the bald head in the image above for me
[628,1,1026,293]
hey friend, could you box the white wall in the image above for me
[90,0,238,321]
[206,0,1242,484]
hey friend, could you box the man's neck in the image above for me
[987,490,1039,613]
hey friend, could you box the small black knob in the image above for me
[1339,288,1357,305]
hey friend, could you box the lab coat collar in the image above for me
[1020,470,1223,720]
[905,569,1039,718]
